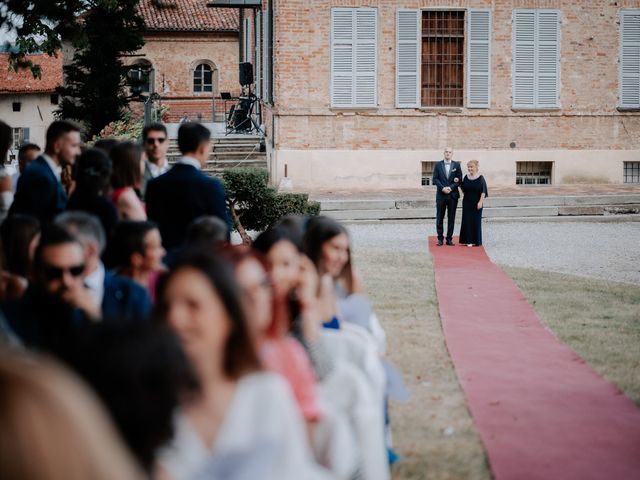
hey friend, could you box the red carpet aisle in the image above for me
[428,237,640,480]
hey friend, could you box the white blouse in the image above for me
[158,372,334,480]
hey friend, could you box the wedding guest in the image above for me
[12,143,41,190]
[432,146,463,246]
[0,214,40,280]
[154,251,331,480]
[459,160,489,247]
[107,220,166,301]
[110,141,146,220]
[67,148,118,237]
[141,123,170,195]
[185,215,229,251]
[94,138,119,155]
[0,349,145,480]
[0,121,14,221]
[10,120,81,225]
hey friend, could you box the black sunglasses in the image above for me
[42,264,85,281]
[145,137,167,145]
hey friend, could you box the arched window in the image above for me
[193,63,213,93]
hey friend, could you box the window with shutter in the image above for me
[467,9,492,108]
[396,9,421,108]
[620,9,640,108]
[331,8,377,108]
[513,9,560,109]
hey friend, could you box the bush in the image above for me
[222,168,319,244]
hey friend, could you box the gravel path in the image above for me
[347,220,640,285]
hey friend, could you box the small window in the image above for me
[11,128,24,149]
[624,162,640,183]
[50,94,59,105]
[12,102,21,112]
[516,161,552,185]
[421,161,436,186]
[194,63,213,93]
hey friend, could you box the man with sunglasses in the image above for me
[141,123,170,196]
[2,225,102,358]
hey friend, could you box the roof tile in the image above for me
[0,53,63,94]
[138,0,239,32]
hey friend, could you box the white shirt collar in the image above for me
[178,156,201,170]
[41,153,62,181]
[84,262,105,305]
[148,159,170,178]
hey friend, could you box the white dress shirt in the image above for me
[84,262,105,306]
[178,156,201,170]
[41,153,62,181]
[148,160,170,178]
[444,160,452,177]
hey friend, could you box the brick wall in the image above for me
[269,0,640,152]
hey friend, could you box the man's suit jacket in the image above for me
[432,160,463,201]
[9,156,67,225]
[102,272,152,325]
[145,161,231,250]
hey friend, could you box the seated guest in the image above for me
[185,215,229,251]
[55,212,152,324]
[154,251,331,480]
[107,220,166,302]
[110,141,146,220]
[0,349,145,480]
[0,214,40,281]
[146,123,231,251]
[2,225,102,357]
[12,143,41,190]
[10,120,81,225]
[141,123,170,196]
[67,148,118,238]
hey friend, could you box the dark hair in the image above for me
[93,138,119,155]
[253,225,300,255]
[106,221,158,270]
[63,323,199,472]
[142,123,167,141]
[0,120,12,161]
[45,120,80,152]
[303,215,353,290]
[34,224,82,270]
[17,143,41,171]
[274,214,307,251]
[73,148,112,198]
[185,216,228,250]
[155,250,261,379]
[111,141,142,189]
[0,214,41,278]
[177,123,210,154]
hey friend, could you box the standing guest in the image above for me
[0,349,145,480]
[154,251,331,480]
[185,215,229,250]
[0,121,14,221]
[93,138,119,155]
[12,143,41,191]
[0,214,40,280]
[111,141,147,220]
[459,160,489,247]
[141,123,170,195]
[107,220,166,302]
[10,120,81,225]
[55,212,152,324]
[2,225,102,357]
[146,123,230,251]
[432,146,463,246]
[67,148,119,238]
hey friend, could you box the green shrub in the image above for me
[222,168,319,243]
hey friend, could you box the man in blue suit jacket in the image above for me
[146,122,231,251]
[55,212,152,324]
[10,120,81,225]
[432,147,463,246]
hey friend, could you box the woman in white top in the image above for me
[154,251,332,480]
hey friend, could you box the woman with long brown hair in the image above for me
[110,141,146,220]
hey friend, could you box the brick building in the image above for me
[238,0,640,190]
[135,0,241,122]
[0,53,63,161]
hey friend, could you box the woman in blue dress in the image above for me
[459,160,488,247]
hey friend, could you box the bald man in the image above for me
[432,147,463,246]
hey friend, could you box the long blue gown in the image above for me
[459,175,488,246]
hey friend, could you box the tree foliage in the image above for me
[222,168,320,244]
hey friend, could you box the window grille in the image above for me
[194,64,213,93]
[516,161,552,185]
[11,128,24,149]
[624,162,640,183]
[421,161,436,186]
[422,10,465,107]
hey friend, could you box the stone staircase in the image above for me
[318,194,640,221]
[167,135,267,177]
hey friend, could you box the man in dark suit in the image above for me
[146,122,231,251]
[9,120,81,225]
[55,212,152,324]
[432,147,463,246]
[141,122,170,196]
